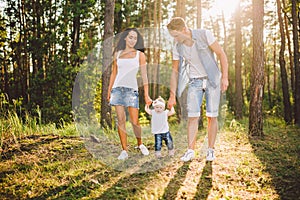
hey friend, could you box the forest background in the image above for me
[0,0,300,135]
[0,0,300,199]
[0,0,299,132]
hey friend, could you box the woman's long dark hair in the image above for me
[114,28,145,54]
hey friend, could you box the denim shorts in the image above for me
[187,78,220,117]
[110,87,139,108]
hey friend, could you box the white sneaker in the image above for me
[139,144,149,155]
[206,148,215,161]
[118,150,128,160]
[180,149,195,162]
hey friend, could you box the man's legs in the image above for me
[181,79,204,162]
[207,117,218,148]
[206,116,218,161]
[187,117,199,149]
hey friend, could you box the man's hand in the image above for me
[221,77,229,93]
[167,96,176,109]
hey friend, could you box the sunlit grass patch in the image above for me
[0,115,299,199]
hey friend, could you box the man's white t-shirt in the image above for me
[172,30,216,78]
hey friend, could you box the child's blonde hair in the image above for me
[152,96,165,108]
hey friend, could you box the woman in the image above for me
[107,28,152,160]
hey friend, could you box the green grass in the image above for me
[0,112,299,199]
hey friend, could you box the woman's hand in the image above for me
[107,90,111,101]
[144,95,152,106]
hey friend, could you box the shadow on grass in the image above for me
[0,134,104,200]
[95,170,157,199]
[0,134,60,161]
[160,162,190,200]
[193,161,212,200]
[249,126,300,200]
[28,166,119,200]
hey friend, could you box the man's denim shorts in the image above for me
[110,87,139,108]
[187,78,220,117]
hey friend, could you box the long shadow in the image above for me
[0,135,82,182]
[0,134,98,199]
[249,126,300,199]
[95,170,157,200]
[160,162,190,200]
[1,134,80,161]
[28,166,120,200]
[193,161,212,200]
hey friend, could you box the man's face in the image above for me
[169,28,189,43]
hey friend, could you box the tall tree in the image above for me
[282,0,294,95]
[101,0,115,128]
[291,0,300,126]
[234,0,243,119]
[196,0,202,28]
[276,0,292,124]
[70,0,81,68]
[249,0,264,136]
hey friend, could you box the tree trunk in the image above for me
[276,0,292,124]
[234,1,243,119]
[249,0,264,137]
[291,0,300,126]
[101,0,115,128]
[273,36,277,92]
[196,0,202,28]
[175,0,188,122]
[152,0,158,98]
[71,0,81,67]
[282,0,295,96]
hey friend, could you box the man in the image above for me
[167,17,229,162]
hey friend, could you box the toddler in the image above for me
[145,96,175,158]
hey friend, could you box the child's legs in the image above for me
[154,134,163,152]
[163,132,174,150]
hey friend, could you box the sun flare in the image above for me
[208,0,240,19]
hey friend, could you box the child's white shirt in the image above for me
[151,110,169,134]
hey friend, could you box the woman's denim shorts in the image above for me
[110,87,139,108]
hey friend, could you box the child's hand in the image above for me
[145,104,152,115]
[168,106,176,116]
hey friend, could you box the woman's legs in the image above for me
[115,105,127,151]
[128,106,142,146]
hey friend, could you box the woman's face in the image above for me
[125,30,138,48]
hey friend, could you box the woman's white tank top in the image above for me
[112,50,140,90]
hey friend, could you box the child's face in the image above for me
[154,105,164,113]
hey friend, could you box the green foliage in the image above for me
[0,107,77,150]
[139,112,150,126]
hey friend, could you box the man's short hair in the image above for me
[167,17,186,31]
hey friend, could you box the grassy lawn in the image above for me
[0,116,299,199]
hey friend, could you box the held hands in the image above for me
[145,95,152,106]
[167,96,176,109]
